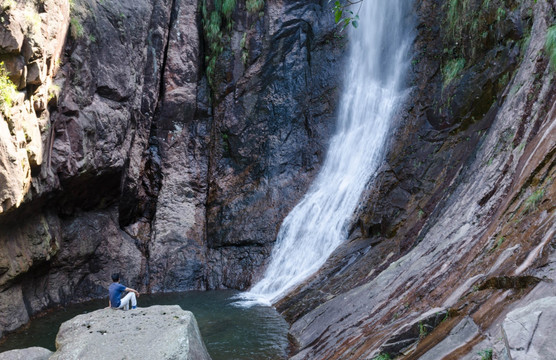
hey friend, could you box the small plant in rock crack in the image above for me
[371,353,392,360]
[418,321,428,338]
[523,188,545,214]
[478,348,493,360]
[70,17,84,38]
[246,0,264,13]
[0,62,17,115]
[443,57,465,86]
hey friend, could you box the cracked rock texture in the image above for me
[1,0,555,358]
[501,297,556,360]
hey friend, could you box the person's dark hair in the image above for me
[111,273,120,282]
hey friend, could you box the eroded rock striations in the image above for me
[0,0,343,337]
[278,0,556,358]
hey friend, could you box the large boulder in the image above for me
[0,347,52,360]
[50,305,211,360]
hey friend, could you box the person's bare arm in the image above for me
[125,287,140,297]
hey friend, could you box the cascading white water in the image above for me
[242,0,415,305]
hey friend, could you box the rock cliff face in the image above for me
[0,0,343,337]
[278,0,556,358]
[0,0,554,359]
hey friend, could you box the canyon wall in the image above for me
[279,0,556,358]
[0,0,343,337]
[0,0,554,359]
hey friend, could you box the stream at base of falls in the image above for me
[0,290,289,360]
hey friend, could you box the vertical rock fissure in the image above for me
[199,23,213,286]
[154,0,181,111]
[199,0,219,288]
[122,0,182,293]
[142,0,182,293]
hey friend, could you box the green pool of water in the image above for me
[0,290,289,360]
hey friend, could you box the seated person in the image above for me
[108,273,139,310]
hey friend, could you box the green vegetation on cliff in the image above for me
[443,57,465,85]
[201,0,265,87]
[330,0,361,30]
[442,0,526,80]
[246,0,264,13]
[478,348,493,360]
[545,25,556,69]
[0,62,17,115]
[328,0,364,30]
[70,17,84,38]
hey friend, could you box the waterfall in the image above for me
[242,0,415,305]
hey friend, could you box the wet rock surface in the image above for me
[50,305,211,360]
[203,0,343,289]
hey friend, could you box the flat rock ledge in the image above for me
[49,305,212,360]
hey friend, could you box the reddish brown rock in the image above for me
[281,0,556,358]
